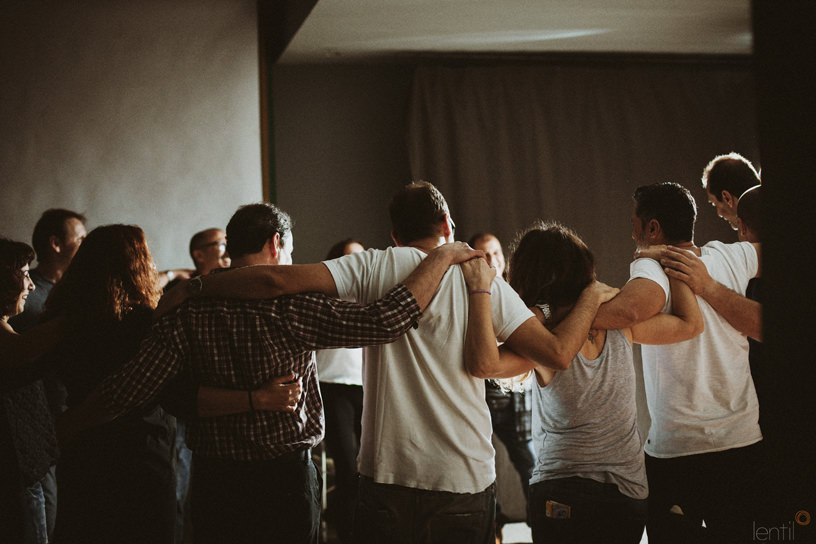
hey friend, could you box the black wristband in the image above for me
[248,389,256,413]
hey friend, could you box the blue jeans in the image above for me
[20,478,47,544]
[174,421,192,544]
[353,476,496,544]
[529,477,647,544]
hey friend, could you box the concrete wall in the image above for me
[0,0,262,269]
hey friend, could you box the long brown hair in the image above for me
[508,221,595,309]
[46,224,161,322]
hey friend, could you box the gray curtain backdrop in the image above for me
[406,59,758,287]
[406,59,759,522]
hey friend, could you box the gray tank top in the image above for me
[530,329,648,499]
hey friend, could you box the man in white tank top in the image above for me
[592,182,761,544]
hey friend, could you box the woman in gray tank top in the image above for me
[462,221,703,544]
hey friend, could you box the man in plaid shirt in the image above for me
[60,203,484,544]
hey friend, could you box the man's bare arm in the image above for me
[630,277,704,345]
[592,278,666,330]
[660,246,761,341]
[155,243,484,318]
[197,374,303,417]
[498,281,618,374]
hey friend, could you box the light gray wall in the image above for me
[0,0,262,269]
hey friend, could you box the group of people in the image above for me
[0,151,768,544]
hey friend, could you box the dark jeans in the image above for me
[191,450,320,544]
[645,443,762,544]
[320,382,363,543]
[353,476,496,544]
[529,477,647,544]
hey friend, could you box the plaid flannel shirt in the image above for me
[100,284,420,461]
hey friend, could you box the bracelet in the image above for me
[248,389,256,413]
[468,289,491,295]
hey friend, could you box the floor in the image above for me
[501,522,649,543]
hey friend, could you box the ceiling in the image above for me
[278,0,753,64]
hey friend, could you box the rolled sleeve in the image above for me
[285,284,421,350]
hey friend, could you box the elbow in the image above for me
[553,354,572,371]
[540,347,572,371]
[466,358,498,379]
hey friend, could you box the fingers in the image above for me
[270,372,296,385]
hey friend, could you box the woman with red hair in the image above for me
[43,225,175,544]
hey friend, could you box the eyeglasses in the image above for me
[195,241,227,253]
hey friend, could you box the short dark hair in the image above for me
[226,203,292,259]
[389,181,449,245]
[737,185,762,239]
[0,238,36,317]
[701,153,760,202]
[508,221,595,308]
[188,228,224,260]
[325,238,363,261]
[633,182,697,244]
[31,208,87,261]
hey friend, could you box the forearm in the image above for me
[505,287,604,371]
[200,264,337,299]
[197,386,251,418]
[57,387,117,445]
[592,302,640,330]
[592,278,665,330]
[0,317,65,369]
[464,292,501,378]
[700,282,762,341]
[547,288,604,364]
[632,278,704,345]
[402,250,456,311]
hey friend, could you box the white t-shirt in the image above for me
[315,348,363,385]
[631,241,761,458]
[324,246,534,493]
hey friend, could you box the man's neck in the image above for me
[231,255,275,268]
[668,240,700,256]
[34,260,64,283]
[406,235,448,254]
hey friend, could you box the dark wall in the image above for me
[272,64,414,262]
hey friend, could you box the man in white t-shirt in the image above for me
[240,181,615,543]
[593,182,761,544]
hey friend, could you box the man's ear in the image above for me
[191,249,205,267]
[49,235,62,254]
[647,218,661,237]
[268,233,282,261]
[441,214,453,239]
[722,190,736,208]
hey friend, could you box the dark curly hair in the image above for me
[45,225,161,323]
[508,221,595,309]
[0,238,36,317]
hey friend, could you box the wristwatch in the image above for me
[187,276,203,297]
[536,302,552,323]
